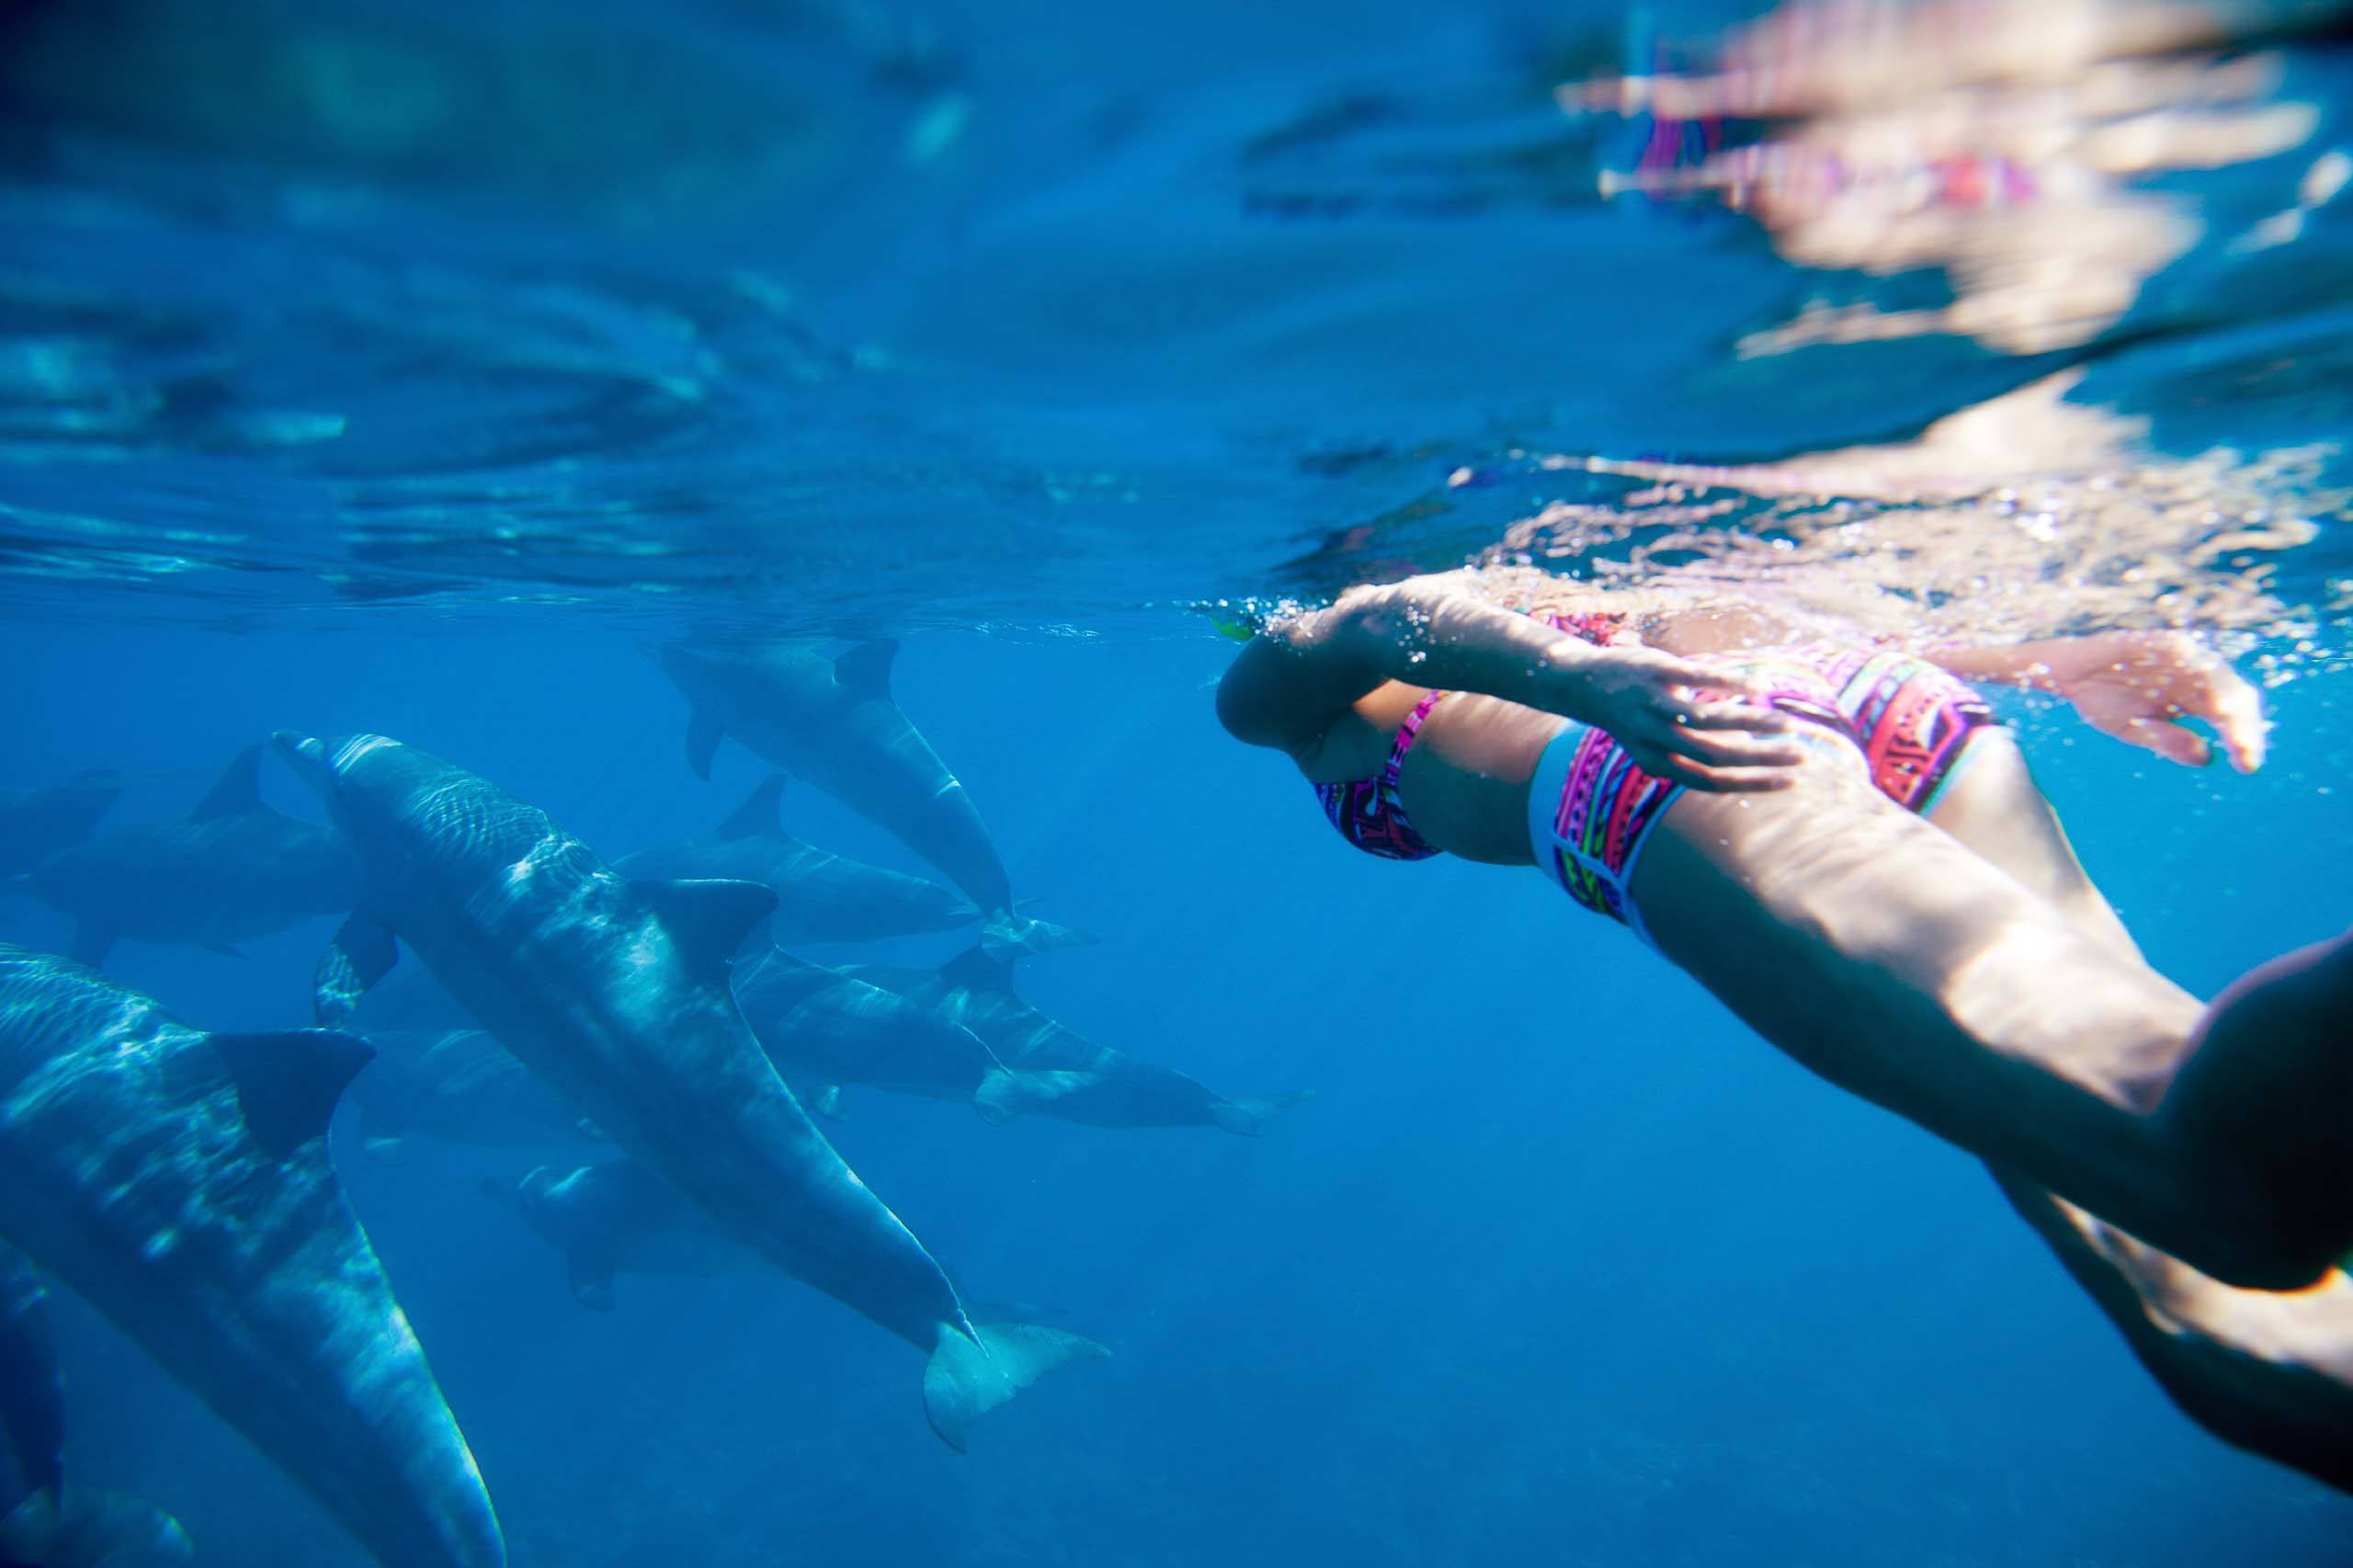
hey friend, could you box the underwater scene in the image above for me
[1,0,2351,1562]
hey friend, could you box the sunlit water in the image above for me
[1,0,2349,1563]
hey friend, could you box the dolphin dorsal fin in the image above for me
[938,944,1016,995]
[833,640,899,697]
[188,744,267,820]
[628,879,778,977]
[208,1029,375,1157]
[716,776,789,842]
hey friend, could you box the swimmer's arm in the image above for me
[1925,631,2268,772]
[1217,578,1805,788]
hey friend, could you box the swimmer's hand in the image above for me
[1542,644,1808,791]
[2041,631,2268,772]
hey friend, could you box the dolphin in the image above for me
[275,731,1105,1449]
[0,1242,60,1510]
[0,772,122,881]
[17,746,357,965]
[0,1488,193,1567]
[617,776,1089,953]
[347,1030,598,1161]
[487,1163,1097,1370]
[655,641,1074,956]
[488,1161,746,1311]
[732,946,1060,1122]
[0,945,505,1567]
[0,1246,193,1568]
[847,947,1314,1135]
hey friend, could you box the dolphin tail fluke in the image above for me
[0,1487,194,1567]
[315,914,400,1028]
[685,705,724,781]
[978,911,1097,960]
[921,1318,1111,1452]
[1211,1089,1316,1136]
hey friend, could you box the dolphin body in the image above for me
[347,1030,597,1159]
[0,1487,194,1567]
[0,772,122,881]
[657,641,1072,956]
[847,948,1314,1135]
[0,1241,61,1509]
[491,1161,746,1311]
[491,1163,1101,1370]
[732,946,1061,1121]
[18,746,357,965]
[276,731,1103,1448]
[616,776,981,947]
[0,1243,197,1568]
[0,945,505,1567]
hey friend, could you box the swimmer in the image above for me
[1220,569,2353,1483]
[1216,569,2348,1302]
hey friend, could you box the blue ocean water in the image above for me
[1,0,2350,1563]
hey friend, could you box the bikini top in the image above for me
[1315,608,1628,861]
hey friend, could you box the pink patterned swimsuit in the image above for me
[1314,611,1631,861]
[1317,610,1999,946]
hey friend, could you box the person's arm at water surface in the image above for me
[1923,630,2268,771]
[1216,577,1807,790]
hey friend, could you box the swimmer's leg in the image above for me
[1927,731,2353,1494]
[1987,1164,2353,1495]
[1634,751,2343,1290]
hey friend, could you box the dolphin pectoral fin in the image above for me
[1211,1090,1317,1136]
[67,925,113,969]
[625,878,778,977]
[832,639,899,697]
[315,915,399,1028]
[188,742,266,821]
[565,1249,618,1312]
[685,705,724,781]
[201,941,249,960]
[207,1030,376,1157]
[977,912,1097,960]
[0,1487,194,1567]
[805,1083,847,1120]
[361,1136,407,1165]
[717,776,790,842]
[921,1317,1111,1452]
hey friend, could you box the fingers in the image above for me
[1645,657,1781,705]
[2209,673,2268,773]
[1655,721,1808,770]
[1674,699,1795,735]
[2134,719,2212,768]
[1660,758,1801,792]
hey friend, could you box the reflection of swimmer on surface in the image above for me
[1569,0,2329,354]
[1217,564,2353,1490]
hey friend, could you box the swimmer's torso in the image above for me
[1294,593,1808,866]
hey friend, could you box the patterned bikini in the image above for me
[1317,614,1996,945]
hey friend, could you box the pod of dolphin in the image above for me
[0,640,1311,1567]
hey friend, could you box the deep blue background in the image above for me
[3,0,2351,1558]
[0,615,2346,1566]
